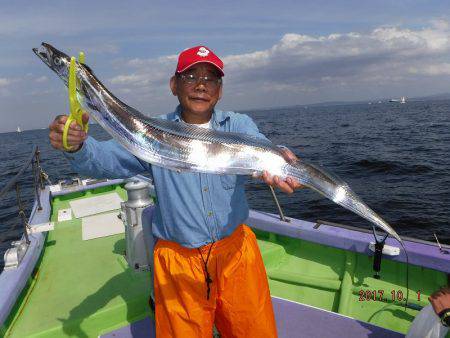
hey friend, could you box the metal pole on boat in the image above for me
[32,155,42,211]
[15,183,30,244]
[35,147,44,190]
[268,186,290,222]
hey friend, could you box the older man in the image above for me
[49,46,301,337]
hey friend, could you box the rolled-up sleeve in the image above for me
[63,136,149,179]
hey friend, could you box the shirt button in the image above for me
[207,211,213,217]
[203,187,208,192]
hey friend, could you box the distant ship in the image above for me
[389,96,407,103]
[17,126,21,133]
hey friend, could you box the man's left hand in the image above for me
[256,147,305,194]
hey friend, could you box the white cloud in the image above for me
[222,20,450,105]
[408,63,450,75]
[0,77,21,97]
[109,55,176,91]
[35,76,48,83]
[99,20,450,112]
[0,78,11,87]
[111,74,147,85]
[72,43,120,55]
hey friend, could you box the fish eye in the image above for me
[54,57,61,66]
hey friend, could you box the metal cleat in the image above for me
[4,239,29,270]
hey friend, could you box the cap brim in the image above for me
[177,60,224,76]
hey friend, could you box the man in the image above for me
[429,287,450,328]
[49,45,301,337]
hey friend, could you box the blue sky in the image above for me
[1,0,450,132]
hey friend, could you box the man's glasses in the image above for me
[178,73,222,90]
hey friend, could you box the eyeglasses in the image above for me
[178,73,222,89]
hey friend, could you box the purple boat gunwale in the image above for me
[0,187,50,326]
[247,210,450,274]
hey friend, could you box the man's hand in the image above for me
[429,287,450,316]
[255,147,305,194]
[49,113,89,152]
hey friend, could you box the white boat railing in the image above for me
[0,146,49,269]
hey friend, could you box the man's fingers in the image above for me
[81,112,89,125]
[49,119,63,131]
[49,115,68,130]
[56,115,68,123]
[50,134,86,144]
[55,123,84,135]
[68,120,87,136]
[50,115,86,132]
[284,150,297,162]
[50,137,85,148]
[69,129,86,137]
[66,134,87,143]
[274,176,294,194]
[262,171,274,186]
[49,130,86,144]
[257,170,302,194]
[49,131,60,143]
[56,124,65,133]
[279,147,299,163]
[69,120,81,130]
[286,177,305,189]
[48,114,86,152]
[69,119,87,132]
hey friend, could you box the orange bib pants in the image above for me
[154,224,278,338]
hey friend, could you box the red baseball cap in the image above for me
[176,46,224,76]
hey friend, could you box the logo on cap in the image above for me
[197,47,210,57]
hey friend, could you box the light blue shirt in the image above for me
[64,106,268,248]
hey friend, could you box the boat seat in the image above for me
[69,192,123,218]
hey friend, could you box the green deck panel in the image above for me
[4,185,152,338]
[255,230,448,335]
[2,183,448,337]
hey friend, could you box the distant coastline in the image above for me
[241,93,450,113]
[3,94,450,134]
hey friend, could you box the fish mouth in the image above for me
[33,43,52,67]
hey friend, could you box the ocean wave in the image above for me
[353,159,433,174]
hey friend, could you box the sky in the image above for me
[1,0,450,132]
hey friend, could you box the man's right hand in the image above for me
[48,113,89,152]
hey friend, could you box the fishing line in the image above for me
[399,240,410,311]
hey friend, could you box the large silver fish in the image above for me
[33,42,402,243]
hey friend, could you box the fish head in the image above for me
[33,42,71,84]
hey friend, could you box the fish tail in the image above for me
[284,161,403,244]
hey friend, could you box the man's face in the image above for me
[170,63,223,119]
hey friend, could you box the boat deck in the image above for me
[2,182,449,337]
[4,184,152,337]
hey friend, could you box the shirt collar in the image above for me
[172,105,229,127]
